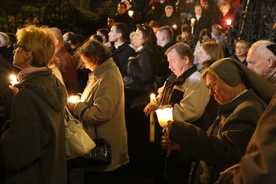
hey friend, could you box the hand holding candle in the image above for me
[68,95,81,104]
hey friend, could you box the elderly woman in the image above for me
[162,58,275,184]
[69,40,129,183]
[0,25,67,183]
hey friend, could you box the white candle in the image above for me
[149,93,156,142]
[155,108,173,127]
[191,18,196,34]
[150,93,156,103]
[9,74,18,86]
[68,95,80,104]
[226,19,232,26]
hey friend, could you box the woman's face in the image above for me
[133,29,145,48]
[80,55,98,71]
[197,47,211,65]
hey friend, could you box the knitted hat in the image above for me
[202,57,275,104]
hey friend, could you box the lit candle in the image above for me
[226,19,232,26]
[149,93,156,142]
[155,108,173,127]
[68,95,80,104]
[172,24,177,30]
[9,74,18,86]
[128,10,134,18]
[191,18,196,34]
[150,93,156,103]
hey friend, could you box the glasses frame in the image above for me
[207,78,219,92]
[13,44,29,51]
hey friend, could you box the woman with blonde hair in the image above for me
[197,40,224,69]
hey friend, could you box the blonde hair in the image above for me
[201,41,224,66]
[16,25,55,67]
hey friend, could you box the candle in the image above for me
[191,18,196,34]
[226,19,232,26]
[149,93,156,142]
[150,93,156,103]
[68,95,80,104]
[172,24,177,30]
[9,74,18,86]
[128,10,134,18]
[155,107,173,127]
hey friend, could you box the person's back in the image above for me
[1,25,67,184]
[50,27,78,95]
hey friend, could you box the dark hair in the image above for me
[97,28,109,40]
[114,22,128,41]
[198,28,212,43]
[181,24,191,33]
[137,24,157,46]
[90,34,103,43]
[77,40,111,65]
[63,31,77,44]
[119,2,127,9]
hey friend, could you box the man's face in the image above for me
[247,47,269,76]
[108,26,118,42]
[205,73,237,105]
[181,31,189,40]
[118,4,127,15]
[167,49,186,77]
[156,31,164,46]
[235,42,249,57]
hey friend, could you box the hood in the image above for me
[15,68,67,112]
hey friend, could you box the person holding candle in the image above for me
[162,58,275,184]
[144,42,210,183]
[190,4,212,39]
[67,39,129,183]
[0,25,68,183]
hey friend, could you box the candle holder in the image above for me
[155,107,173,127]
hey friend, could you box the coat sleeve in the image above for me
[169,99,264,167]
[74,71,123,125]
[173,74,210,122]
[233,94,276,184]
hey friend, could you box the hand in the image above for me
[143,102,158,116]
[220,164,240,175]
[9,85,18,94]
[161,135,171,150]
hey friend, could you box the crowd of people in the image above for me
[0,0,276,184]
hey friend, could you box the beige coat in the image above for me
[74,58,129,171]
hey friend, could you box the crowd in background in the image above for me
[0,0,276,183]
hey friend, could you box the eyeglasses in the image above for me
[207,79,219,92]
[13,44,29,51]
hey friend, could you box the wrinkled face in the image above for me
[108,26,119,42]
[13,42,29,69]
[133,29,145,48]
[235,42,249,57]
[205,72,237,105]
[197,47,211,65]
[167,49,186,77]
[247,47,268,76]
